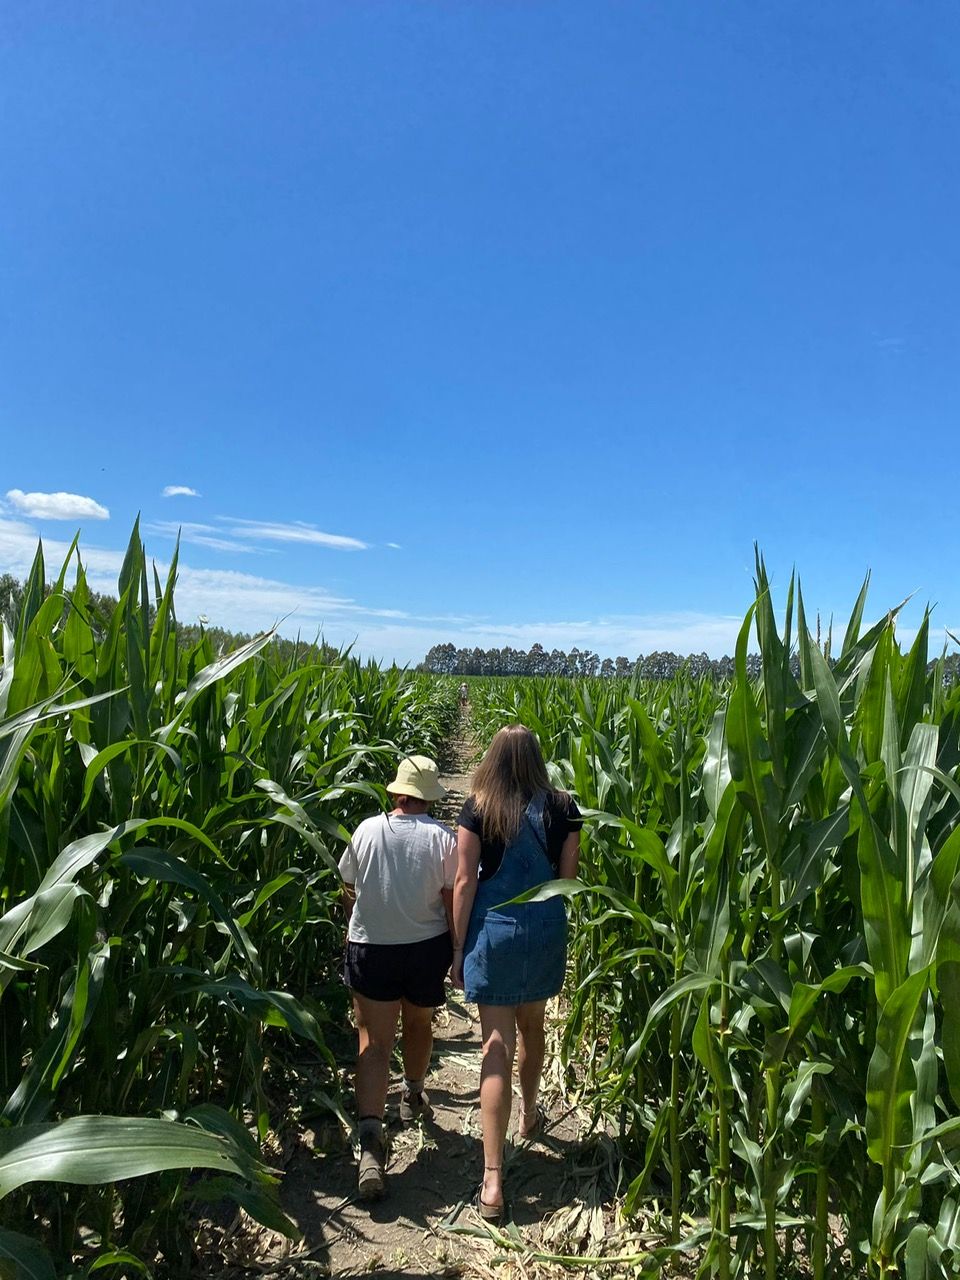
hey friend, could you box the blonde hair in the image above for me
[470,724,553,845]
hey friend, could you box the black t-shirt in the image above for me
[458,791,583,882]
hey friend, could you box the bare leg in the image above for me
[400,999,434,1082]
[516,1000,547,1133]
[477,1004,518,1210]
[353,993,400,1119]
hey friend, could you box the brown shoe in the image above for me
[399,1088,432,1123]
[357,1132,385,1201]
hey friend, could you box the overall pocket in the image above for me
[525,902,567,994]
[465,911,519,993]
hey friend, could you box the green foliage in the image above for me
[0,525,459,1272]
[468,560,960,1279]
[6,522,958,1277]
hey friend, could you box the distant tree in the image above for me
[418,641,747,680]
[420,642,458,674]
[713,655,735,680]
[0,573,24,624]
[528,643,547,675]
[88,589,123,632]
[687,651,711,678]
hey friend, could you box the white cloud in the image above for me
[0,517,419,640]
[162,485,201,498]
[0,514,748,663]
[442,613,747,659]
[386,542,402,550]
[150,521,216,536]
[145,521,267,554]
[222,518,368,551]
[3,515,951,668]
[904,623,960,653]
[0,518,125,583]
[6,489,109,521]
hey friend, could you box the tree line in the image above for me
[0,573,341,668]
[419,639,960,684]
[419,640,752,679]
[3,573,956,684]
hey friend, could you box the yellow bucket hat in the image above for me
[386,755,447,802]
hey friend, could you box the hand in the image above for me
[450,949,464,990]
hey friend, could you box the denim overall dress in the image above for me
[463,792,568,1005]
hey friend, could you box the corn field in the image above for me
[469,559,960,1279]
[3,530,959,1280]
[0,524,458,1274]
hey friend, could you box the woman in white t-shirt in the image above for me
[338,755,456,1201]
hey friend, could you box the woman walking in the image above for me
[451,725,581,1221]
[339,755,456,1201]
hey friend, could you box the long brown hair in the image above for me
[470,724,553,844]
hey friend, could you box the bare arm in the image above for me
[341,882,356,927]
[558,829,581,881]
[440,885,455,937]
[450,826,482,988]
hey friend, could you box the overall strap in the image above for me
[523,790,550,859]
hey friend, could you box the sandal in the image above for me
[517,1102,546,1142]
[475,1166,506,1224]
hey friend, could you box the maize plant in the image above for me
[0,523,458,1273]
[471,555,960,1279]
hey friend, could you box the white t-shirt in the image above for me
[338,812,456,945]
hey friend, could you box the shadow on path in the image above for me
[277,1001,595,1277]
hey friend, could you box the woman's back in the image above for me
[458,789,582,882]
[339,812,456,944]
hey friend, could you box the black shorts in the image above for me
[344,931,453,1007]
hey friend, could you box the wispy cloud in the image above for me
[3,515,950,669]
[221,518,368,551]
[147,516,371,557]
[0,517,431,641]
[386,542,402,550]
[6,489,109,520]
[0,518,125,580]
[873,335,907,355]
[436,613,748,661]
[162,485,201,498]
[0,513,746,664]
[145,521,268,554]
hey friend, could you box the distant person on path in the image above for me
[451,725,582,1221]
[339,755,456,1201]
[459,681,469,705]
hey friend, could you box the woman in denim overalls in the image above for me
[451,726,582,1221]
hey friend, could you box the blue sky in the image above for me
[2,2,958,664]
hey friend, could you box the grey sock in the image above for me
[358,1116,383,1143]
[403,1077,425,1096]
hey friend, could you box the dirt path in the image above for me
[435,700,476,826]
[266,1001,596,1279]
